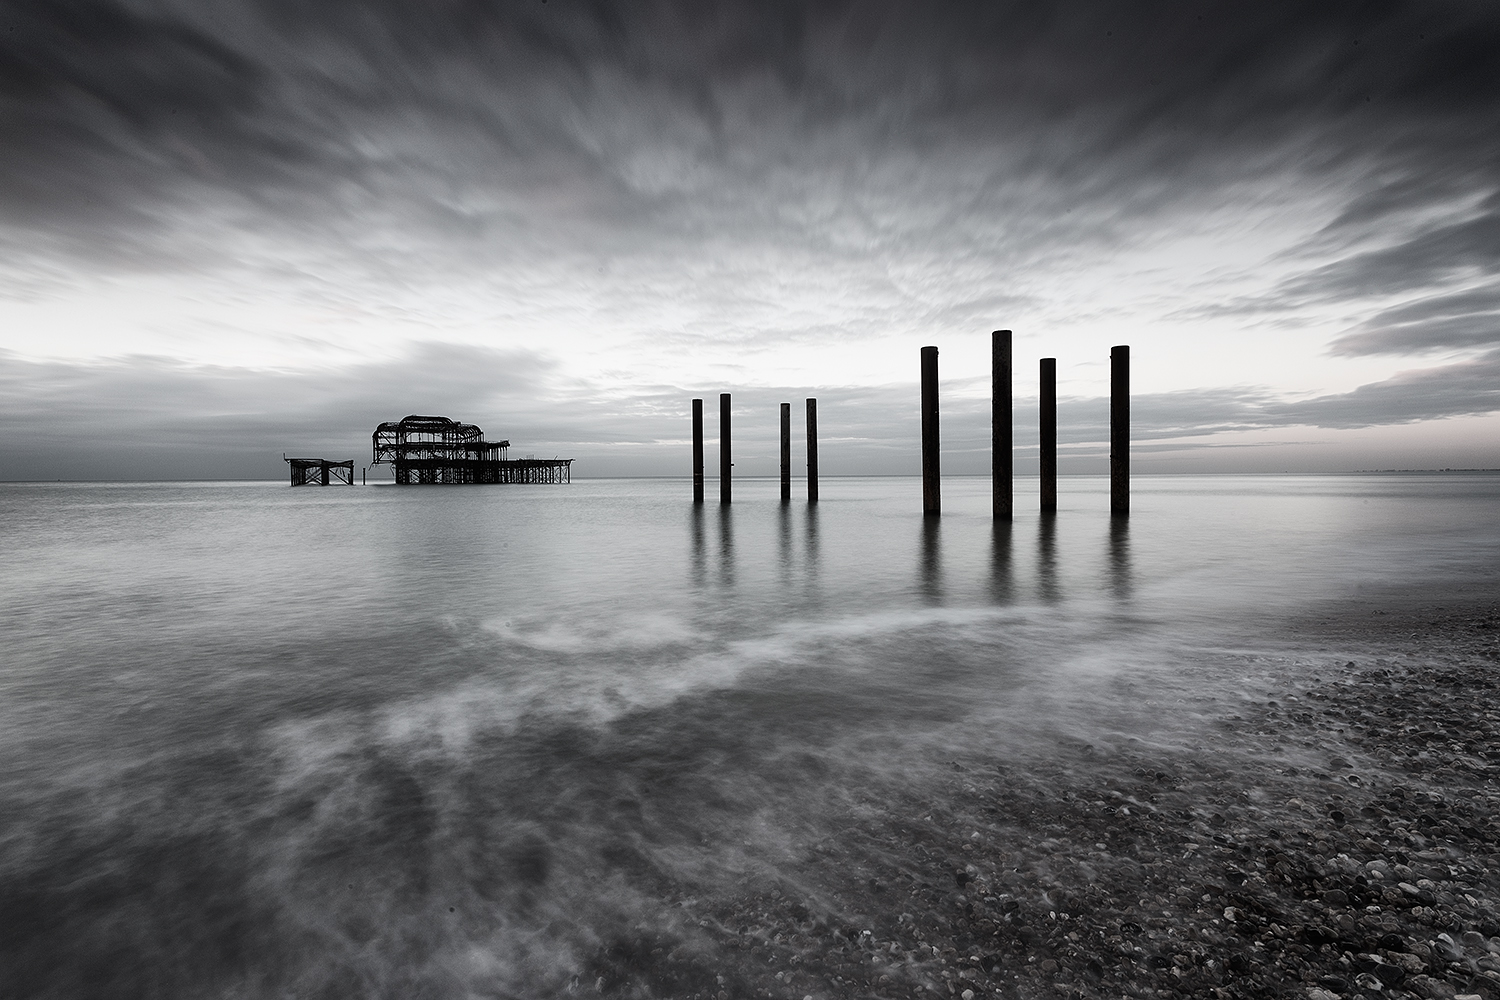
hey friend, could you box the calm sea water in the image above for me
[2,474,1497,997]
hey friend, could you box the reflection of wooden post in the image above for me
[692,398,704,503]
[1111,346,1129,516]
[720,393,732,505]
[921,346,940,516]
[992,330,1012,520]
[806,398,819,503]
[1040,358,1056,511]
[780,402,791,502]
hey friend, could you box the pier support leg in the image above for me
[692,398,704,504]
[921,346,940,517]
[720,393,731,505]
[1111,345,1129,517]
[780,402,791,502]
[1040,358,1056,512]
[992,329,1012,520]
[806,398,819,503]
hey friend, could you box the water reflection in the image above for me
[778,503,793,582]
[690,504,706,588]
[1108,515,1132,600]
[1037,512,1059,603]
[718,505,735,587]
[804,504,820,577]
[919,518,942,603]
[990,521,1014,604]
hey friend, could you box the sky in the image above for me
[2,0,1499,480]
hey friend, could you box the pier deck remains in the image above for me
[372,415,572,484]
[286,458,354,486]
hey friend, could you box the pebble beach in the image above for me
[589,593,1500,1000]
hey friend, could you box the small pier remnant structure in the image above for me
[372,415,573,484]
[1111,345,1129,516]
[921,346,940,517]
[992,329,1012,520]
[806,397,819,503]
[286,458,353,486]
[1039,357,1057,512]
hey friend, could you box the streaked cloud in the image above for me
[3,1,1500,476]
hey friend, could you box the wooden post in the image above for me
[806,398,819,503]
[720,392,731,505]
[1040,358,1056,511]
[780,402,791,502]
[921,345,940,516]
[320,463,330,486]
[1111,346,1129,516]
[692,398,704,503]
[992,330,1012,520]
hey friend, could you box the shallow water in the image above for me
[1,474,1497,997]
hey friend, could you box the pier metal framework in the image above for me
[372,415,572,484]
[286,458,354,486]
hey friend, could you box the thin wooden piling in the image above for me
[1111,346,1129,516]
[780,402,791,502]
[806,398,819,503]
[992,330,1012,520]
[921,346,940,516]
[692,398,704,504]
[1040,358,1056,511]
[720,392,732,505]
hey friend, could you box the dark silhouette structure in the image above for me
[806,397,819,503]
[921,346,940,516]
[692,398,705,503]
[372,415,571,484]
[780,402,792,502]
[286,458,353,486]
[720,393,732,505]
[992,330,1012,520]
[1040,357,1057,511]
[1111,346,1129,515]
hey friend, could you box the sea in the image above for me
[2,474,1498,997]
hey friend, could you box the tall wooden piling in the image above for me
[1110,345,1129,516]
[692,398,704,503]
[806,398,819,503]
[1040,358,1056,511]
[780,402,791,502]
[921,346,940,516]
[992,330,1012,521]
[720,393,732,505]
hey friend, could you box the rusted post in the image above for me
[806,398,819,503]
[1040,358,1056,511]
[1111,346,1129,516]
[692,398,704,504]
[780,402,791,502]
[921,346,940,517]
[993,329,1012,520]
[720,392,731,505]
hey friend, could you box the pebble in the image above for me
[641,614,1500,1000]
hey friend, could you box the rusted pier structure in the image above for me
[286,458,354,486]
[372,415,572,485]
[1111,345,1129,516]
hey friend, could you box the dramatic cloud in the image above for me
[3,1,1500,477]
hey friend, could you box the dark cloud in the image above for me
[5,1,1499,265]
[1330,286,1500,356]
[4,0,1500,462]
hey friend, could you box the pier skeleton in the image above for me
[372,415,572,484]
